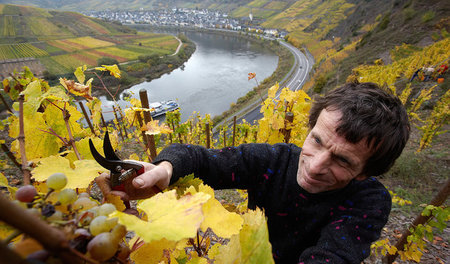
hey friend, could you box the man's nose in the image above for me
[309,151,331,175]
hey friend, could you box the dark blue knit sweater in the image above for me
[153,143,392,264]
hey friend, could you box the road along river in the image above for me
[99,30,279,122]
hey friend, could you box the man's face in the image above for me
[297,109,373,193]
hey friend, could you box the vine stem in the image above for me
[62,107,81,160]
[0,194,98,264]
[18,94,31,185]
[93,72,116,101]
[383,178,450,263]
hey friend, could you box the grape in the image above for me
[78,211,95,226]
[78,192,90,199]
[46,173,67,190]
[46,191,59,204]
[87,206,100,218]
[74,228,91,238]
[15,185,37,203]
[27,207,41,218]
[47,210,63,221]
[111,224,127,242]
[89,216,108,236]
[58,189,77,205]
[41,204,55,217]
[26,249,50,262]
[90,216,119,236]
[73,197,96,211]
[116,242,131,261]
[87,232,118,261]
[99,203,116,216]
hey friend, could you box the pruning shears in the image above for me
[89,131,146,192]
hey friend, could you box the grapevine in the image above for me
[1,65,312,263]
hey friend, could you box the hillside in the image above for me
[0,4,186,78]
[0,0,253,12]
[0,3,134,43]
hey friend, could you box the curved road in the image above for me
[216,39,314,131]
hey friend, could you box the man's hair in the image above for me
[308,82,410,176]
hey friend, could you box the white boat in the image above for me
[149,100,179,117]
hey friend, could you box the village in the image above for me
[84,8,287,38]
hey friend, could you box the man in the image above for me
[97,82,410,263]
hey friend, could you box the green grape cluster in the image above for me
[14,172,130,263]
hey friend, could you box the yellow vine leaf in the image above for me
[86,97,102,128]
[268,83,279,98]
[141,120,173,135]
[31,155,107,189]
[59,78,93,100]
[95,64,121,78]
[130,239,177,264]
[74,65,87,84]
[186,256,208,263]
[169,174,204,196]
[9,113,61,160]
[65,137,104,163]
[110,190,210,243]
[104,193,126,212]
[214,232,241,263]
[21,80,43,117]
[0,172,17,199]
[0,221,21,242]
[215,208,274,264]
[279,87,296,103]
[43,101,87,139]
[271,114,284,130]
[185,184,243,238]
[239,208,274,263]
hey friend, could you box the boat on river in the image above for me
[149,100,179,117]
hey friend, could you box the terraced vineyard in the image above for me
[0,4,180,76]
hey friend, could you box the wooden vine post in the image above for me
[135,111,149,145]
[384,178,450,263]
[100,112,107,128]
[283,112,294,143]
[223,127,227,148]
[232,116,237,146]
[17,94,31,185]
[78,101,96,136]
[205,123,211,149]
[139,89,157,160]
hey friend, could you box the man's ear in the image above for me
[355,174,368,181]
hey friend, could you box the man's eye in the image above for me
[314,137,321,144]
[338,157,349,165]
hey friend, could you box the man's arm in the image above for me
[96,143,291,200]
[152,143,282,189]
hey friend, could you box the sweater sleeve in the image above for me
[298,178,392,264]
[152,143,288,190]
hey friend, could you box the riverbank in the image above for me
[66,33,195,100]
[120,25,296,126]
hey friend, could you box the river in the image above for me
[99,29,279,122]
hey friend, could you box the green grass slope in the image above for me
[0,3,134,44]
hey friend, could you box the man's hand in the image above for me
[95,161,173,201]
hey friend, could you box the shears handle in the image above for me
[111,167,162,204]
[111,166,145,192]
